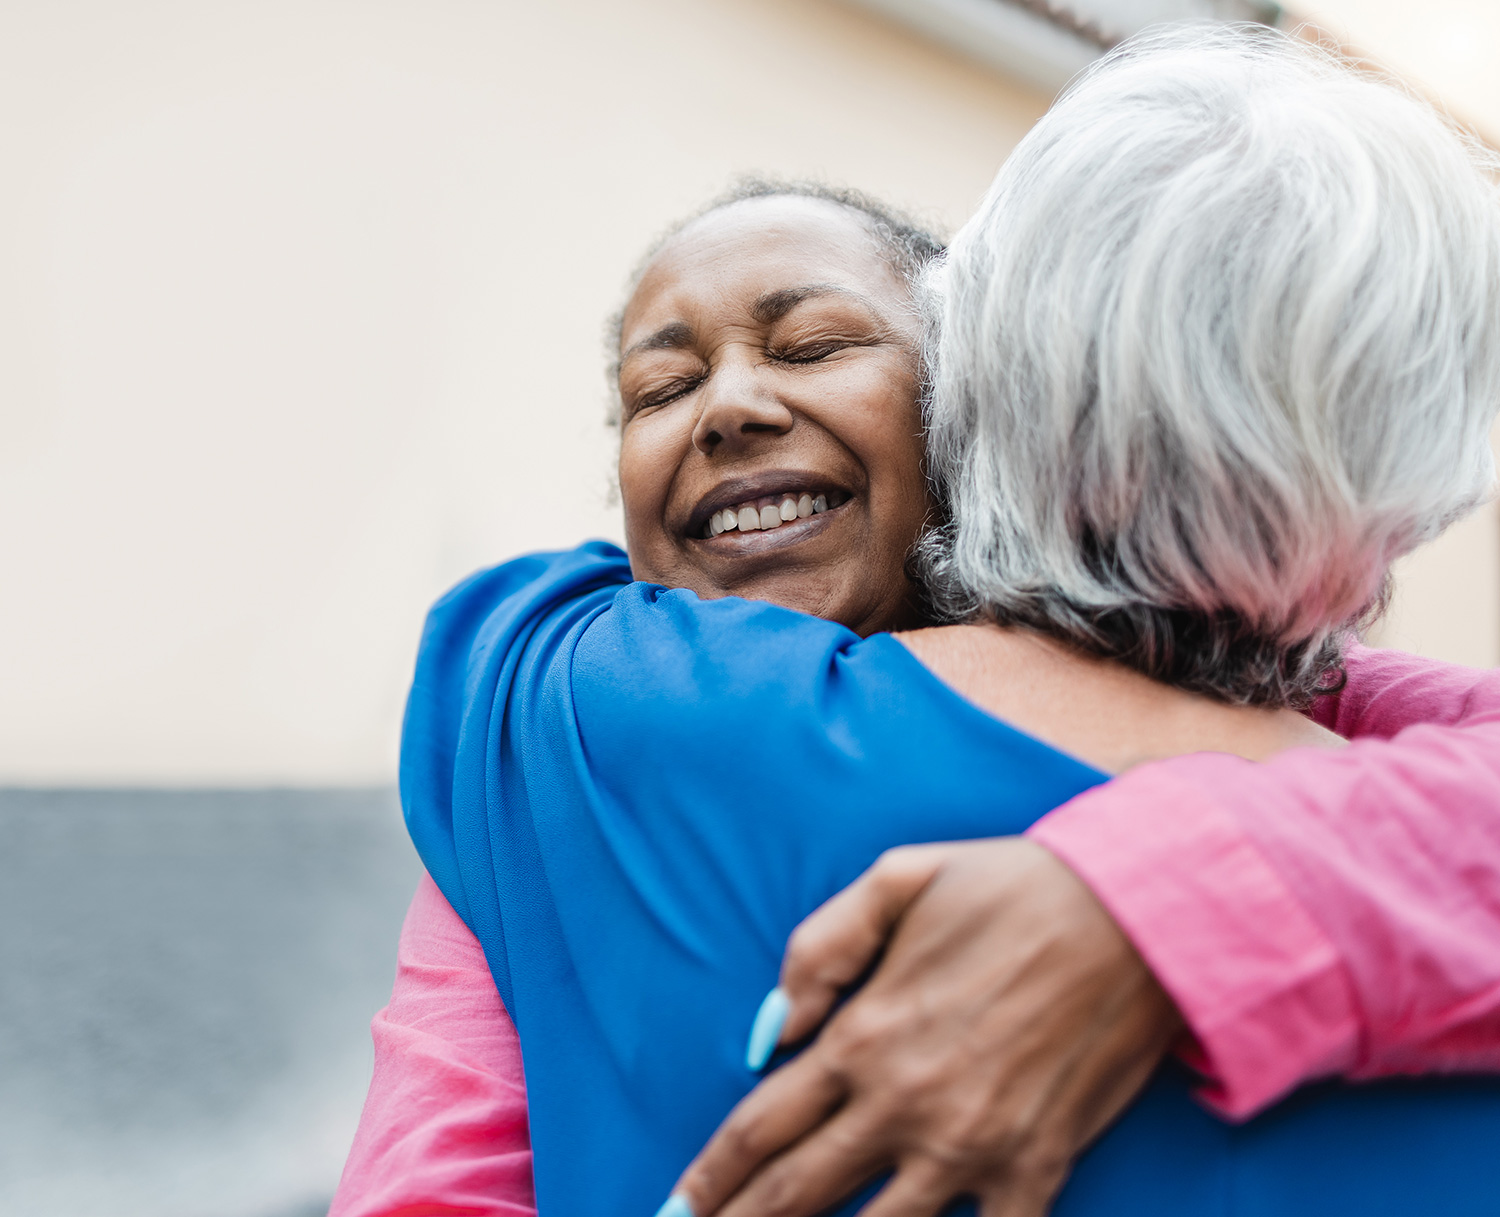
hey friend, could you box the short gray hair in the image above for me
[920,24,1500,706]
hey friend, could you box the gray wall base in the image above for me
[0,789,422,1217]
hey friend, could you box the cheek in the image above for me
[616,419,685,561]
[834,371,927,502]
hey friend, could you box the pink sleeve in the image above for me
[1030,645,1500,1120]
[329,873,537,1217]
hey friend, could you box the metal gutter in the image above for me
[845,0,1101,92]
[842,0,1282,94]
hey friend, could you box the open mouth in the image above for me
[696,489,852,540]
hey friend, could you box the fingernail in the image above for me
[745,986,790,1071]
[654,1195,695,1217]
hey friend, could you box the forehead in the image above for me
[622,197,907,338]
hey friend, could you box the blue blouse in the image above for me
[401,542,1500,1217]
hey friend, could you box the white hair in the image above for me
[919,24,1500,705]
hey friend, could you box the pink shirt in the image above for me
[331,645,1500,1216]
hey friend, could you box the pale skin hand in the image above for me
[669,624,1344,1217]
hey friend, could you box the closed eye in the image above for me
[772,339,856,364]
[627,375,703,417]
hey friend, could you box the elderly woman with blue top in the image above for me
[334,26,1500,1217]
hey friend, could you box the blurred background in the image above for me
[1,2,1495,1214]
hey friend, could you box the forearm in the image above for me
[329,876,536,1217]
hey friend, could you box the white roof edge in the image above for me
[844,0,1102,94]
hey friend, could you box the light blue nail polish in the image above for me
[745,985,790,1072]
[653,1195,695,1217]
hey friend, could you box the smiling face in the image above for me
[616,196,934,635]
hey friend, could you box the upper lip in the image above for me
[684,470,852,536]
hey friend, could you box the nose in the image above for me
[691,356,794,456]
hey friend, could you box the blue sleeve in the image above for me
[402,542,1102,959]
[563,580,1102,952]
[401,543,1093,1214]
[398,542,633,927]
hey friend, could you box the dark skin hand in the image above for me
[672,839,1181,1217]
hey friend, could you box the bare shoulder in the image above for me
[893,624,1343,774]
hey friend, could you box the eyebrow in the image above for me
[751,283,873,324]
[619,321,695,363]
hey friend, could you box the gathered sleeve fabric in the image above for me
[328,873,536,1217]
[1030,644,1500,1120]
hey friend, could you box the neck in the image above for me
[894,622,1343,774]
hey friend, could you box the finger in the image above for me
[976,1176,1062,1217]
[673,1052,845,1217]
[855,1159,957,1217]
[778,843,955,1043]
[716,1107,887,1217]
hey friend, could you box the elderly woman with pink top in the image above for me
[334,27,1500,1217]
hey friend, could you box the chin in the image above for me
[694,568,838,620]
[651,552,905,634]
[747,578,897,636]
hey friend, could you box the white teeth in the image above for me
[704,492,841,539]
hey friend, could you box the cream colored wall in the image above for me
[0,0,1047,784]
